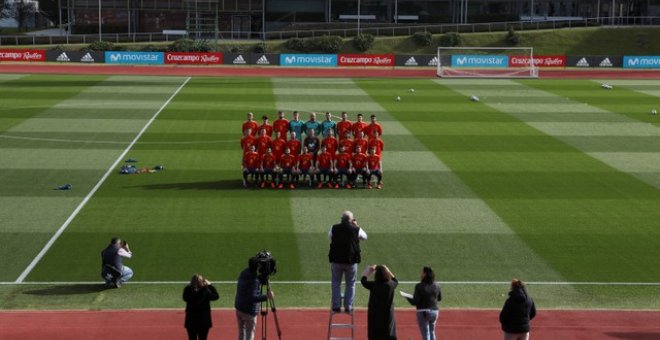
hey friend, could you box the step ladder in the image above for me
[327,310,354,340]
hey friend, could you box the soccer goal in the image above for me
[437,47,538,78]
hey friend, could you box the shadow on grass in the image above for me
[130,179,244,191]
[606,332,660,340]
[24,284,109,296]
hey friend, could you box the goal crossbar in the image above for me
[437,46,538,79]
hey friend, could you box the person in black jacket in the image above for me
[500,279,536,340]
[183,274,219,340]
[328,210,368,313]
[405,266,442,340]
[235,257,274,340]
[361,264,398,340]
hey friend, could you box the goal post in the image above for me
[437,47,538,78]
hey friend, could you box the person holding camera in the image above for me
[361,264,398,340]
[183,274,219,340]
[328,211,367,313]
[100,237,133,288]
[405,266,442,340]
[235,256,274,340]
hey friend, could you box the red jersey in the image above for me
[243,151,260,169]
[339,139,353,155]
[280,153,297,169]
[368,138,384,155]
[240,135,257,153]
[322,136,338,155]
[287,138,301,156]
[298,153,314,170]
[242,120,258,136]
[271,138,287,160]
[353,138,368,154]
[352,121,368,137]
[365,123,383,138]
[259,123,273,137]
[366,154,381,170]
[261,153,277,169]
[316,152,333,169]
[352,153,367,169]
[337,120,353,140]
[273,119,289,138]
[335,152,352,170]
[256,136,272,155]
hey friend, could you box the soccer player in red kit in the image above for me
[334,145,353,189]
[351,113,368,138]
[256,128,272,156]
[271,131,287,161]
[340,131,353,155]
[337,112,353,141]
[287,131,302,156]
[351,145,368,188]
[242,145,260,187]
[241,128,257,154]
[353,130,368,154]
[278,147,298,189]
[322,129,338,156]
[364,114,382,139]
[259,115,273,137]
[316,145,335,188]
[366,146,383,189]
[273,111,289,138]
[242,112,258,136]
[297,146,315,187]
[260,147,278,188]
[367,129,384,156]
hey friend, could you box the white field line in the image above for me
[14,77,192,283]
[3,281,660,286]
[0,134,238,145]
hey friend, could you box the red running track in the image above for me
[1,309,660,340]
[1,63,660,79]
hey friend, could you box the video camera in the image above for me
[252,250,277,285]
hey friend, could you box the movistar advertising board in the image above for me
[105,51,164,65]
[623,56,660,69]
[280,54,337,67]
[451,54,508,68]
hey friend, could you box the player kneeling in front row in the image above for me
[316,145,336,188]
[366,147,383,189]
[297,146,316,187]
[242,145,261,187]
[260,147,278,189]
[350,145,369,188]
[278,147,298,189]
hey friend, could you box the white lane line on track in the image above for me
[14,77,192,283]
[4,281,660,286]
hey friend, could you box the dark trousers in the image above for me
[186,327,210,340]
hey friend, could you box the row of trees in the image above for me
[0,0,39,31]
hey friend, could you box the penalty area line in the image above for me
[4,280,660,286]
[14,77,192,284]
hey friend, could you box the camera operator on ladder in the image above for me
[235,255,274,340]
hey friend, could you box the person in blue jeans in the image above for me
[405,266,442,340]
[328,211,368,313]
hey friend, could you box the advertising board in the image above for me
[566,56,622,68]
[337,54,395,67]
[451,54,508,68]
[46,51,104,63]
[280,54,337,67]
[164,52,222,65]
[105,51,164,65]
[623,56,660,69]
[0,49,46,62]
[509,55,566,67]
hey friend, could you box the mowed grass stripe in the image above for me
[434,78,660,282]
[273,78,564,283]
[28,77,303,282]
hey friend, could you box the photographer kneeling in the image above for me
[100,237,133,288]
[235,255,274,340]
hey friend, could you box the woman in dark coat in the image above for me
[405,266,442,340]
[500,279,536,340]
[183,274,220,340]
[361,264,398,340]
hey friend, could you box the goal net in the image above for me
[437,47,538,78]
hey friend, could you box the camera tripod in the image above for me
[260,282,282,340]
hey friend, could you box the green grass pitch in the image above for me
[1,74,660,310]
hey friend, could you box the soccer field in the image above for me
[1,74,659,310]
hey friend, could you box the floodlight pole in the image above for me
[394,0,397,24]
[262,0,265,40]
[357,0,361,35]
[58,0,62,35]
[530,0,534,21]
[98,0,102,41]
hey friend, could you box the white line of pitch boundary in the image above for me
[14,77,192,283]
[3,281,660,286]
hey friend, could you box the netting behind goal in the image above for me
[437,47,538,78]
